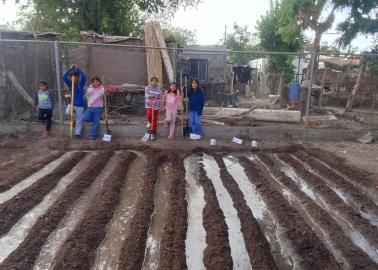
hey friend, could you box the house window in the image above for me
[190,59,208,81]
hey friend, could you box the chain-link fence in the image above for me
[0,38,377,134]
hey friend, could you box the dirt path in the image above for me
[93,152,147,270]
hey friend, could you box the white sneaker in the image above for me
[146,122,151,128]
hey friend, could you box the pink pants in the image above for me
[164,109,178,136]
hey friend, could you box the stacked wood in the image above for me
[144,22,163,85]
[153,23,174,83]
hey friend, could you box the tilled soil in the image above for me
[0,152,85,236]
[0,140,377,270]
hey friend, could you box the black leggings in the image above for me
[38,109,53,131]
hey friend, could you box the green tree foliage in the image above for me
[278,0,378,50]
[14,0,200,40]
[223,23,258,65]
[162,26,196,47]
[337,0,378,47]
[320,42,340,54]
[257,1,304,84]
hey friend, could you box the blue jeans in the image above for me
[74,106,85,136]
[82,107,103,139]
[189,111,202,136]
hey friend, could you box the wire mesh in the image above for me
[0,39,377,132]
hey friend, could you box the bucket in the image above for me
[288,83,300,101]
[251,140,257,149]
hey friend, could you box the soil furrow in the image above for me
[304,148,378,203]
[142,162,174,270]
[0,153,96,264]
[224,156,292,270]
[277,154,378,263]
[293,151,378,226]
[0,151,113,269]
[198,158,233,270]
[0,151,63,192]
[158,156,188,270]
[202,154,251,270]
[239,156,341,270]
[0,152,73,204]
[118,152,167,270]
[34,153,123,270]
[182,155,206,270]
[51,152,136,270]
[0,152,85,237]
[214,154,278,270]
[93,152,147,270]
[257,153,377,270]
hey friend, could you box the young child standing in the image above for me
[163,82,182,139]
[35,80,54,139]
[63,64,86,138]
[145,77,161,140]
[188,79,205,139]
[81,77,104,140]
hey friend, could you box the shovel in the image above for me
[102,79,112,142]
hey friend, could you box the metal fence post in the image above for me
[305,50,316,127]
[54,41,64,125]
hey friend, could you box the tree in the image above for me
[346,44,378,111]
[162,26,196,47]
[320,41,340,54]
[257,1,304,87]
[223,23,258,65]
[13,0,200,40]
[337,1,378,47]
[278,0,378,80]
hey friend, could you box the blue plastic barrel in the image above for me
[287,83,300,101]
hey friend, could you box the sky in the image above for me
[0,0,376,51]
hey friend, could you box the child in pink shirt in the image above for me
[163,82,182,139]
